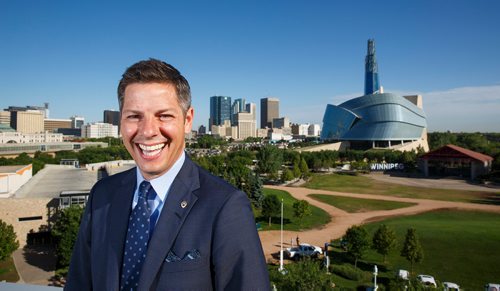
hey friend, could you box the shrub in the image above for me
[331,264,371,281]
[0,219,19,261]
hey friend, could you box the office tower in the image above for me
[104,110,120,130]
[70,116,85,129]
[5,103,49,118]
[235,103,256,140]
[209,96,232,129]
[231,98,246,125]
[364,39,380,95]
[10,110,44,133]
[198,125,206,135]
[260,97,279,129]
[272,117,290,129]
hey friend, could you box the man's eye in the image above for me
[160,114,173,120]
[127,115,140,120]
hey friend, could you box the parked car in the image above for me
[443,282,460,290]
[286,243,322,260]
[417,274,437,288]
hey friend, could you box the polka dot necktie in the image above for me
[120,181,157,291]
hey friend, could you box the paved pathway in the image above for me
[258,185,500,260]
[12,246,56,286]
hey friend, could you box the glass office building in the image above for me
[209,96,232,128]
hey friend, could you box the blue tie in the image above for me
[120,181,157,291]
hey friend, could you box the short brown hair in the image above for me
[117,58,191,115]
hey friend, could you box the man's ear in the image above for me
[184,107,194,133]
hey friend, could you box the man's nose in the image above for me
[140,117,159,137]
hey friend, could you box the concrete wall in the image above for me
[0,198,53,247]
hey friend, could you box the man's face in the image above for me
[120,82,193,180]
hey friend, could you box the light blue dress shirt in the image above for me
[132,151,186,227]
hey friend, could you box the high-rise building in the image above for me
[81,122,118,138]
[231,98,246,125]
[364,39,380,95]
[104,110,120,132]
[209,96,232,129]
[272,117,290,129]
[70,116,85,129]
[235,103,256,140]
[10,110,44,133]
[260,97,279,129]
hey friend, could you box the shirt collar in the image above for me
[135,151,186,204]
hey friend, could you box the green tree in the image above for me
[372,224,397,262]
[299,157,309,177]
[0,219,19,261]
[261,195,281,226]
[52,206,84,269]
[400,228,424,274]
[292,200,312,224]
[344,225,370,268]
[246,173,264,209]
[281,168,294,182]
[269,259,334,290]
[256,145,283,178]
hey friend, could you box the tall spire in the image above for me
[364,39,380,95]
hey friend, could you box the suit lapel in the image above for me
[106,168,136,290]
[138,158,200,290]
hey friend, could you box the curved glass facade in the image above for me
[321,93,427,142]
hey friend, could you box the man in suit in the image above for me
[66,59,270,290]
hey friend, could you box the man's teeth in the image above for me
[138,143,165,156]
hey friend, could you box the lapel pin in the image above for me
[181,201,188,208]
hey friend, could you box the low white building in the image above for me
[308,124,321,137]
[81,122,118,138]
[0,164,32,198]
[0,131,63,144]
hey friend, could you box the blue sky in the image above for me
[1,0,499,132]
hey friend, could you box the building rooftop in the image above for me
[421,144,493,163]
[0,165,30,174]
[15,165,97,198]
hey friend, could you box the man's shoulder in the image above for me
[92,167,136,191]
[185,158,242,197]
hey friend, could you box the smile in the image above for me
[138,143,166,156]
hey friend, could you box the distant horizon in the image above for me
[1,1,499,132]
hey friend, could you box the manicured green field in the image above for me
[0,256,20,283]
[255,189,331,231]
[330,210,500,290]
[309,194,416,213]
[305,173,499,203]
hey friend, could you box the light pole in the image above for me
[373,265,378,290]
[278,198,285,273]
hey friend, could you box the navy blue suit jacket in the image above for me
[65,157,270,290]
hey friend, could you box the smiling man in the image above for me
[65,59,270,290]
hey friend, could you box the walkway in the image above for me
[258,185,500,260]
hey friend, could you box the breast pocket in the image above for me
[155,256,213,290]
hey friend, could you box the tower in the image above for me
[364,39,380,95]
[260,97,279,129]
[209,96,232,129]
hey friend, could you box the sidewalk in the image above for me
[12,246,56,286]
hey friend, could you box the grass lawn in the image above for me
[304,173,499,203]
[309,194,416,213]
[0,256,20,283]
[255,188,331,231]
[328,210,500,290]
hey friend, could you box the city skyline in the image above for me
[1,1,500,132]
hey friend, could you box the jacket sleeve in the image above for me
[64,189,93,290]
[212,190,271,291]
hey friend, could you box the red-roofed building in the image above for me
[419,144,493,180]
